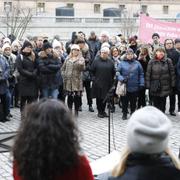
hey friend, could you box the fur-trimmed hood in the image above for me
[38,50,59,59]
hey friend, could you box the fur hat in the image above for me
[52,39,61,49]
[152,33,160,39]
[21,40,33,51]
[2,43,11,52]
[71,44,80,51]
[127,106,172,154]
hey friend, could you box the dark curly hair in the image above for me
[13,99,81,180]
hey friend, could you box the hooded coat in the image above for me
[146,57,175,97]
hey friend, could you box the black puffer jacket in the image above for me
[146,57,175,97]
[108,153,180,180]
[38,51,61,89]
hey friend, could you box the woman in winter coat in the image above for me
[91,46,115,118]
[137,45,150,108]
[61,44,85,116]
[176,58,180,113]
[146,47,175,113]
[13,99,94,180]
[117,48,144,120]
[16,41,38,112]
[99,106,180,180]
[38,41,61,99]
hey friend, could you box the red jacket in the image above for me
[13,155,94,180]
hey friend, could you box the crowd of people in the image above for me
[0,30,179,179]
[0,31,180,121]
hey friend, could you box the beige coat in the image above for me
[61,56,85,92]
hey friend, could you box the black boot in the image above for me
[89,105,94,112]
[122,113,127,120]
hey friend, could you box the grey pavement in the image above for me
[0,98,180,180]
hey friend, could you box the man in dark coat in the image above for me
[91,46,115,118]
[164,38,180,116]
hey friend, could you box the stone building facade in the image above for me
[0,0,180,40]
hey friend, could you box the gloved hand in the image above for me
[122,78,128,83]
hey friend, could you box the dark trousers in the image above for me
[96,98,106,114]
[58,84,65,102]
[14,83,20,106]
[169,93,176,113]
[152,96,166,113]
[79,81,93,107]
[20,96,37,112]
[178,91,180,111]
[121,91,138,114]
[67,94,81,113]
[138,88,146,108]
[0,94,8,120]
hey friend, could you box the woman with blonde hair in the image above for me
[103,106,180,180]
[61,44,85,116]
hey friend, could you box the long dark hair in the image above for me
[13,99,81,180]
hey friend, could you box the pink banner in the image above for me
[139,15,180,43]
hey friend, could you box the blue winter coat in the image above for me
[117,59,144,92]
[0,55,10,94]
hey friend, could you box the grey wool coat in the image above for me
[61,56,85,92]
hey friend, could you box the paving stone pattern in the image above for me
[0,99,180,180]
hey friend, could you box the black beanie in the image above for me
[21,40,32,50]
[42,41,52,50]
[152,33,160,39]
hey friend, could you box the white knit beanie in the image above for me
[70,44,80,51]
[127,106,172,154]
[100,46,110,53]
[52,39,61,49]
[2,43,11,52]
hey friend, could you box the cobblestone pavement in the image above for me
[0,99,180,180]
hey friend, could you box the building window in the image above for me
[163,5,169,14]
[37,2,45,13]
[67,3,74,8]
[4,2,12,12]
[141,5,148,13]
[94,4,101,14]
[119,5,125,10]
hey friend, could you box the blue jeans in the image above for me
[42,88,59,99]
